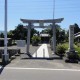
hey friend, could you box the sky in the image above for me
[0,0,80,31]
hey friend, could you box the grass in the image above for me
[74,44,80,56]
[58,42,80,56]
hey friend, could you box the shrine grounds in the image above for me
[0,43,80,69]
[0,43,80,80]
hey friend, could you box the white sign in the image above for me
[17,40,26,47]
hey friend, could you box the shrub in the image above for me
[31,36,41,46]
[77,43,80,47]
[56,44,66,57]
[12,40,17,45]
[75,42,78,45]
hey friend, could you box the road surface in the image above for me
[0,67,80,80]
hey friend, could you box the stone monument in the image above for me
[69,25,75,51]
[65,25,79,63]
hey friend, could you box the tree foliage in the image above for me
[32,35,41,46]
[7,24,38,40]
[74,23,80,34]
[40,24,66,44]
[0,33,4,38]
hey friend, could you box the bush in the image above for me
[77,43,80,47]
[12,40,17,45]
[56,44,66,57]
[31,36,41,46]
[75,42,78,45]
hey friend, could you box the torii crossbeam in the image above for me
[21,18,63,23]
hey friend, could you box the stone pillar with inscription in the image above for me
[69,25,75,51]
[65,25,79,63]
[52,23,56,54]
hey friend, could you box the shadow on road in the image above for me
[21,55,62,60]
[21,52,62,60]
[0,66,4,74]
[0,61,11,75]
[0,62,5,75]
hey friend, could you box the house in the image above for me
[74,32,80,42]
[40,33,50,43]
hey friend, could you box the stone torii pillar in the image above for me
[52,23,56,54]
[26,23,31,54]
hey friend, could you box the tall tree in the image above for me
[0,33,4,38]
[74,23,80,34]
[40,24,66,44]
[8,24,27,40]
[7,24,38,40]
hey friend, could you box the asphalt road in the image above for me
[0,67,80,80]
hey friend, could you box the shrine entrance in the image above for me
[21,18,64,56]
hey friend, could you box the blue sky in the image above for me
[0,0,80,31]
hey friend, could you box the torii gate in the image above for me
[21,18,64,54]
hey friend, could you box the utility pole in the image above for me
[2,0,9,64]
[52,0,56,54]
[53,0,55,19]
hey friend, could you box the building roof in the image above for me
[40,33,50,37]
[75,34,80,38]
[74,32,80,38]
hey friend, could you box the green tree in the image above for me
[0,33,4,38]
[65,30,69,42]
[12,24,27,40]
[32,35,41,46]
[40,24,65,44]
[7,30,14,38]
[31,28,39,39]
[58,30,65,43]
[7,24,38,40]
[74,23,80,34]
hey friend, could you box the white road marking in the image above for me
[3,67,80,72]
[32,44,49,58]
